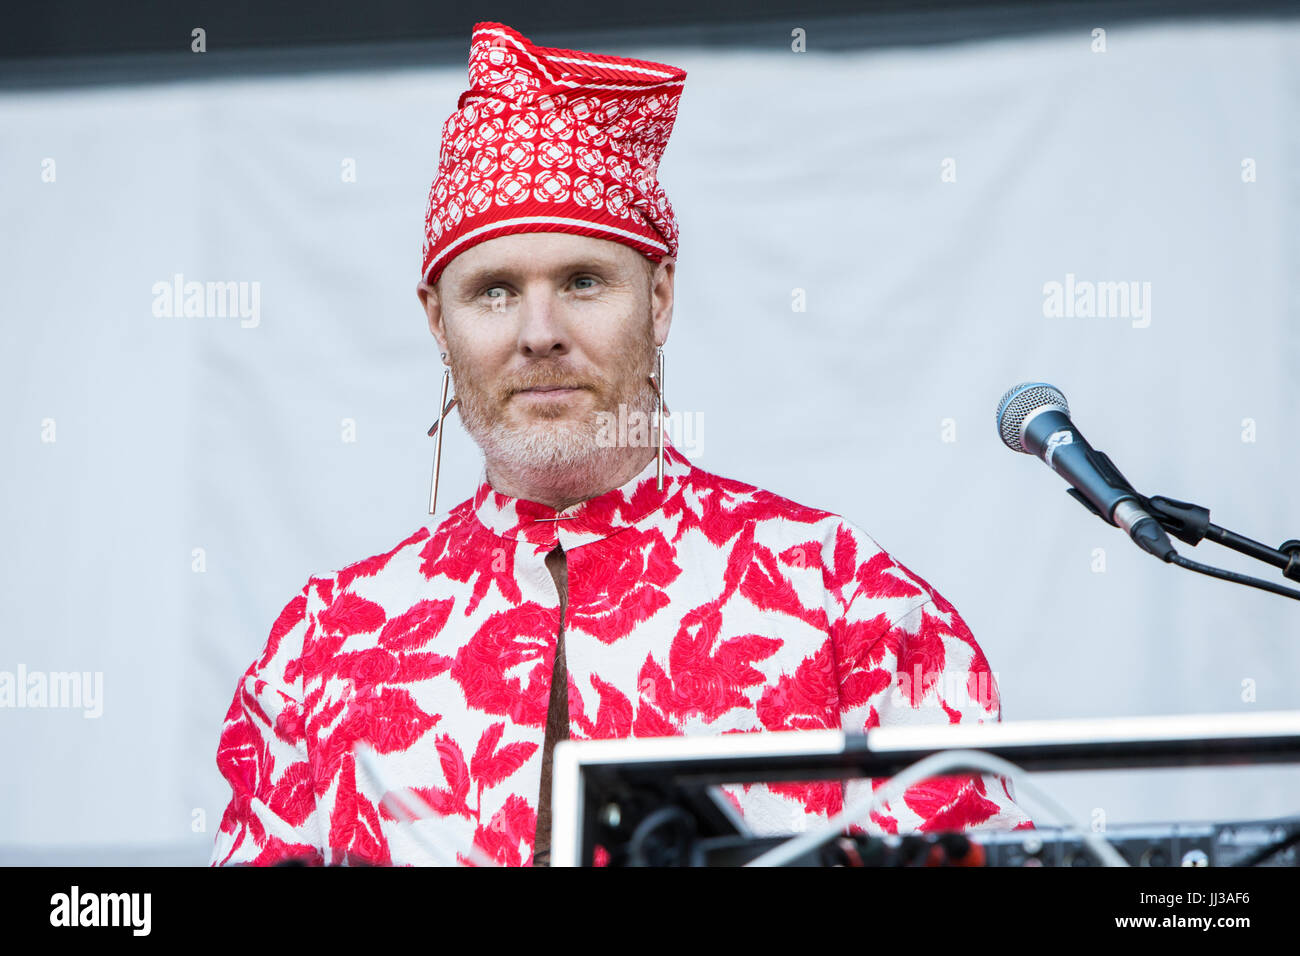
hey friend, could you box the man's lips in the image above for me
[512,385,588,404]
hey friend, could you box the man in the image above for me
[210,21,1032,868]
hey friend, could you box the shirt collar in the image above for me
[470,434,693,552]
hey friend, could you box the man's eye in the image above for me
[573,276,598,290]
[482,286,506,300]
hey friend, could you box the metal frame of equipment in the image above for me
[549,710,1300,866]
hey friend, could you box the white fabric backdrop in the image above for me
[2,16,1297,864]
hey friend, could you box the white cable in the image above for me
[745,749,1128,868]
[354,742,499,867]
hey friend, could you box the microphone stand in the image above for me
[1141,495,1300,583]
[1056,451,1300,601]
[1135,494,1300,602]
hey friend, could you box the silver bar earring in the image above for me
[649,346,667,491]
[428,357,459,515]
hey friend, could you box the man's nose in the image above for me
[514,286,569,356]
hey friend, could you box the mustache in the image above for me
[504,366,601,395]
[444,352,603,396]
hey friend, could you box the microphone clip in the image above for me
[1142,496,1211,547]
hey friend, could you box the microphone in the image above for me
[996,383,1177,562]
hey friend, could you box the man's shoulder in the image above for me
[304,498,481,608]
[684,459,883,548]
[684,459,841,527]
[684,460,945,611]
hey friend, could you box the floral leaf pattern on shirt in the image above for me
[419,518,523,614]
[451,602,556,727]
[565,529,680,643]
[570,674,634,740]
[472,721,540,790]
[211,436,1034,867]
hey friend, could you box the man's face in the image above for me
[417,232,673,483]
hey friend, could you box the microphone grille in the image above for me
[996,382,1069,453]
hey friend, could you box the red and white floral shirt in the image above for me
[210,436,1033,866]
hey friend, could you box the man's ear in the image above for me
[416,281,451,363]
[650,256,675,348]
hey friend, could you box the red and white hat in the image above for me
[421,22,687,286]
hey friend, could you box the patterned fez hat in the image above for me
[421,22,687,286]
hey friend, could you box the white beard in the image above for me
[466,379,658,503]
[480,416,607,475]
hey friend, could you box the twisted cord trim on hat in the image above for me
[474,24,563,86]
[547,54,681,81]
[462,78,684,101]
[543,78,686,95]
[423,215,668,285]
[474,23,685,88]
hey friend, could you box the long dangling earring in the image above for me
[427,353,459,514]
[648,346,669,491]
